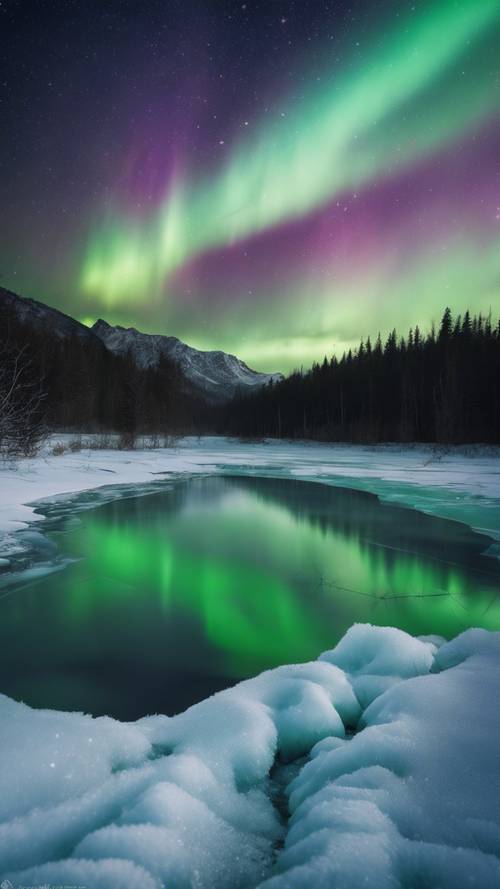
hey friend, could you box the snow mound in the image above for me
[2,624,500,888]
[319,623,438,708]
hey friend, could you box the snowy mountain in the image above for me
[0,287,283,404]
[92,319,283,403]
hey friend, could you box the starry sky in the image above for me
[1,0,500,372]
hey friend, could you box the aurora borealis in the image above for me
[2,0,500,372]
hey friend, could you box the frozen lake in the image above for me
[1,474,499,719]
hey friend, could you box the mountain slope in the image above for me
[0,286,96,343]
[92,319,283,403]
[0,288,283,404]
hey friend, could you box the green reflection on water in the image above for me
[1,476,499,718]
[64,478,500,666]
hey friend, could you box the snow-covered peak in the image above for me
[92,319,283,403]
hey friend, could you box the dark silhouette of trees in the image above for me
[2,290,498,448]
[221,309,500,444]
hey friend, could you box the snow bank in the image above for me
[1,437,500,557]
[1,624,500,888]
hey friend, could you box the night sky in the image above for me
[1,0,500,372]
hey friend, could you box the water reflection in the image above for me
[1,476,499,719]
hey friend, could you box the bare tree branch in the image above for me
[0,335,47,457]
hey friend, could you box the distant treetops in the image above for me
[222,309,500,445]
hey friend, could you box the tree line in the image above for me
[2,298,499,454]
[220,309,500,444]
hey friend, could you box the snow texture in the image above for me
[1,624,499,888]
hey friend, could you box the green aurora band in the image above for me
[76,0,500,370]
[217,236,500,370]
[80,0,497,296]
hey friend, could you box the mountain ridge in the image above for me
[0,287,282,404]
[0,286,97,342]
[92,318,283,403]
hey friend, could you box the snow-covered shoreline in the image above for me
[1,436,500,558]
[1,623,499,888]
